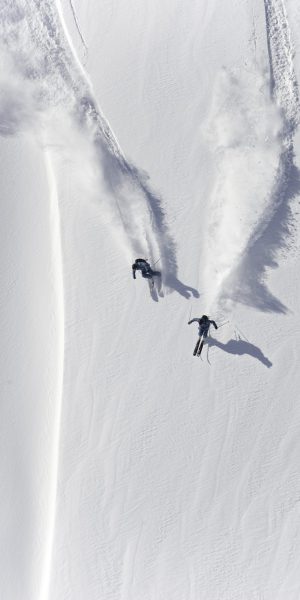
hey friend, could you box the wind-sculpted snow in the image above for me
[0,0,191,298]
[203,0,300,314]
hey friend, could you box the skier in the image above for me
[132,258,160,280]
[188,315,218,356]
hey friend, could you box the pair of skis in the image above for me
[193,335,204,357]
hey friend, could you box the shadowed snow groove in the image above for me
[68,0,88,55]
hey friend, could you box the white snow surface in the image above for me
[1,0,300,598]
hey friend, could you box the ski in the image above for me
[197,338,204,357]
[193,335,204,357]
[193,338,200,356]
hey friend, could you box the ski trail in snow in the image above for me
[0,0,182,294]
[264,0,300,124]
[68,0,88,55]
[55,0,180,289]
[203,0,300,314]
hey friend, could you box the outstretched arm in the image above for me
[132,265,136,279]
[188,318,199,325]
[210,320,218,329]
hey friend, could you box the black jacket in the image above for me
[188,317,218,335]
[132,259,151,278]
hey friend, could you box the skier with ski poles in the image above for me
[188,314,218,356]
[132,258,161,281]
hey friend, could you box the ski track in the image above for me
[68,0,88,55]
[203,0,300,315]
[0,0,178,290]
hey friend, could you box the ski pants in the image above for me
[199,327,209,338]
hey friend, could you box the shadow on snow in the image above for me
[224,149,300,314]
[93,131,200,300]
[207,336,272,368]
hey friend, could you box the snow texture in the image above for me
[1,0,300,599]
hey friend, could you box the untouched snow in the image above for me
[1,0,300,599]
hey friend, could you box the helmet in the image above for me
[202,314,208,321]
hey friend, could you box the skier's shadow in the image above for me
[207,337,272,368]
[164,274,199,299]
[149,274,199,301]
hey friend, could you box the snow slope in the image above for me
[1,0,300,599]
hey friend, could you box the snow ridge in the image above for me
[39,153,65,600]
[203,0,300,314]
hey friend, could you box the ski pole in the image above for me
[152,257,161,267]
[234,324,249,341]
[218,320,229,329]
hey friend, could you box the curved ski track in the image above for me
[237,0,300,311]
[205,0,300,313]
[0,0,178,282]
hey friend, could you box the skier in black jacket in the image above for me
[188,315,218,338]
[132,258,160,280]
[188,315,218,357]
